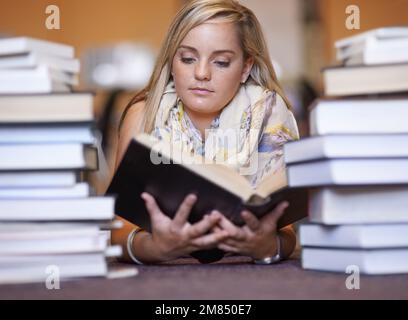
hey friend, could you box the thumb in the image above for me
[263,201,289,227]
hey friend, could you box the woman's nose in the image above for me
[194,60,211,81]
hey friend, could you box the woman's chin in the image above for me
[186,105,221,115]
[183,99,221,114]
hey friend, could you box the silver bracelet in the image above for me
[253,234,283,265]
[127,228,144,265]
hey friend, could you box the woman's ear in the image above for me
[170,63,175,78]
[241,56,254,83]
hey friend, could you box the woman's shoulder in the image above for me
[120,100,146,136]
[273,91,290,112]
[267,91,299,140]
[115,100,146,171]
[123,100,146,121]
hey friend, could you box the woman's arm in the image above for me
[111,215,165,263]
[112,101,176,263]
[111,101,157,263]
[278,224,297,260]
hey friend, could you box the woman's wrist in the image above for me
[252,229,296,262]
[130,230,170,264]
[127,228,145,264]
[278,228,297,260]
[251,233,280,261]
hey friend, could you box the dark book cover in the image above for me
[106,138,308,231]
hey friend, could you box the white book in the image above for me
[284,134,408,164]
[107,265,139,279]
[0,52,80,73]
[47,68,78,86]
[0,220,123,233]
[0,245,121,264]
[0,79,69,94]
[0,222,100,240]
[0,143,97,171]
[0,65,78,85]
[0,37,74,58]
[0,197,115,221]
[0,93,93,123]
[0,171,77,188]
[0,182,90,199]
[344,37,408,66]
[335,27,408,49]
[105,245,122,258]
[309,98,408,135]
[300,223,408,248]
[288,159,408,187]
[308,187,408,225]
[0,65,71,94]
[98,219,124,230]
[0,253,107,284]
[323,63,408,96]
[0,234,108,255]
[0,125,95,144]
[302,247,408,275]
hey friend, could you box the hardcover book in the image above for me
[107,133,308,232]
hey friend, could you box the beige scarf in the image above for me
[152,80,298,187]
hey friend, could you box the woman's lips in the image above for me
[190,88,214,96]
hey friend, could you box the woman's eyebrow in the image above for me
[178,45,236,55]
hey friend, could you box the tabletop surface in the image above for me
[1,251,408,300]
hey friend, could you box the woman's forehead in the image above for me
[180,21,241,53]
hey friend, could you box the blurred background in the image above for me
[1,0,408,193]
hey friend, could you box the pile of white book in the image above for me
[322,26,408,96]
[283,27,408,274]
[0,37,81,94]
[0,37,123,284]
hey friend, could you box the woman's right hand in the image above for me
[140,192,228,262]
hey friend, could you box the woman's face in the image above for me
[171,20,253,117]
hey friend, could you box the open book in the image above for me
[106,133,308,231]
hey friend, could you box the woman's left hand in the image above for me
[214,201,289,260]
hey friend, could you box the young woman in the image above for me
[111,0,299,265]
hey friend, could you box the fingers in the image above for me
[173,194,197,227]
[217,243,239,253]
[263,201,289,226]
[187,211,221,238]
[222,238,243,247]
[216,211,246,241]
[241,210,260,232]
[190,228,229,248]
[141,192,164,224]
[212,225,222,233]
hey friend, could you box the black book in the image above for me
[107,134,308,233]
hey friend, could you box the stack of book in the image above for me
[323,27,408,96]
[283,27,408,274]
[0,37,122,284]
[0,37,81,94]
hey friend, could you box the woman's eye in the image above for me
[215,61,230,68]
[181,57,195,64]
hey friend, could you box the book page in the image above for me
[254,167,288,199]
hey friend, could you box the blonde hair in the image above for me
[120,0,291,133]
